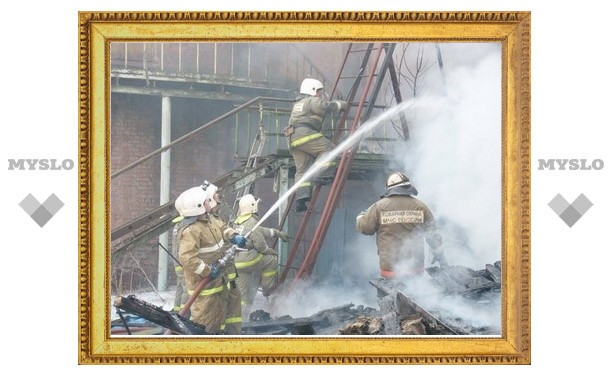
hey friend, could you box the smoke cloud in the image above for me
[263,43,502,335]
[394,43,502,269]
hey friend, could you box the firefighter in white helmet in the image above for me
[356,172,448,278]
[173,181,248,334]
[284,78,348,212]
[170,221,189,313]
[232,194,288,320]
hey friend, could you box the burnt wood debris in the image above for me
[112,261,501,336]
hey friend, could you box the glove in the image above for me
[431,252,449,269]
[274,229,289,242]
[332,100,348,111]
[208,264,221,279]
[230,234,247,248]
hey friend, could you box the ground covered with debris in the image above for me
[242,304,381,335]
[112,261,501,336]
[242,261,501,336]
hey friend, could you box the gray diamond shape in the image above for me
[559,206,581,227]
[571,193,593,214]
[548,194,569,215]
[19,193,41,215]
[549,193,594,228]
[30,206,53,227]
[42,194,64,214]
[19,193,64,227]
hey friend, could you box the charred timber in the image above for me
[113,295,209,335]
[243,304,361,335]
[369,278,461,335]
[425,261,502,299]
[242,314,329,335]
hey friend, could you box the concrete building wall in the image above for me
[110,94,240,291]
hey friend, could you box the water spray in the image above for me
[244,99,416,238]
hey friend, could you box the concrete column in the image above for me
[158,96,172,291]
[277,159,290,271]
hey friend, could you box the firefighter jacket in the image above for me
[178,213,239,287]
[356,194,442,277]
[289,95,340,132]
[231,213,279,308]
[232,213,277,264]
[286,95,340,202]
[177,213,242,333]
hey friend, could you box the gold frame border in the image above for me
[78,11,530,364]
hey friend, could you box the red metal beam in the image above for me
[277,188,321,285]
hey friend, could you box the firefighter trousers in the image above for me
[289,134,336,201]
[188,275,242,334]
[235,253,278,320]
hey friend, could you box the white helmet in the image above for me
[238,194,260,216]
[300,78,324,96]
[386,172,411,189]
[174,181,218,217]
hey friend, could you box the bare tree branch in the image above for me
[129,251,165,302]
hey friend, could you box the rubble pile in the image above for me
[338,316,384,335]
[426,261,501,303]
[243,303,380,335]
[338,313,431,335]
[337,261,503,336]
[338,291,457,336]
[113,262,502,336]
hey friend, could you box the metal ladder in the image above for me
[276,42,408,289]
[232,102,269,213]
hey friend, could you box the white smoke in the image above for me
[268,276,378,319]
[395,43,502,269]
[399,274,501,335]
[265,43,503,334]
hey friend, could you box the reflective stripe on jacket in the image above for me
[232,214,276,265]
[177,213,238,289]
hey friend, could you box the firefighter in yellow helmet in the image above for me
[174,181,248,334]
[356,172,449,278]
[285,78,347,212]
[232,194,288,320]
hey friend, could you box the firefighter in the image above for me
[285,78,347,212]
[174,181,248,334]
[232,194,288,320]
[356,172,449,279]
[170,221,189,313]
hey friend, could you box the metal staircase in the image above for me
[232,102,270,212]
[111,155,286,257]
[110,96,293,257]
[276,43,408,289]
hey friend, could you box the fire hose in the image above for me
[164,244,244,335]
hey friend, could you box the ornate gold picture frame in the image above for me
[78,11,530,364]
